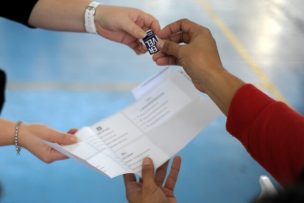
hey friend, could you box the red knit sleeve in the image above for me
[226,84,304,185]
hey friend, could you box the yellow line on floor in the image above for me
[197,0,288,103]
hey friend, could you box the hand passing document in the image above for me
[47,68,220,178]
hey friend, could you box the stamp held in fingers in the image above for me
[142,30,159,55]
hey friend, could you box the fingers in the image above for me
[42,128,77,145]
[25,137,67,163]
[46,148,68,162]
[153,53,178,66]
[122,12,159,39]
[123,18,146,39]
[128,40,147,55]
[155,161,169,186]
[157,18,199,40]
[158,39,181,58]
[122,9,160,40]
[123,173,137,188]
[141,13,161,33]
[153,19,205,65]
[142,157,157,189]
[164,156,182,191]
[152,52,178,66]
[123,173,136,201]
[155,57,177,66]
[165,31,191,44]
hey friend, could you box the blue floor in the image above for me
[0,0,303,203]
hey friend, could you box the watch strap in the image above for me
[84,1,100,34]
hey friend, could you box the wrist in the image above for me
[16,122,27,149]
[0,119,15,146]
[193,66,226,92]
[0,119,28,150]
[203,69,245,115]
[93,5,114,31]
[84,1,101,33]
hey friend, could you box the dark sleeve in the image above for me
[226,84,304,185]
[0,70,6,114]
[0,0,38,27]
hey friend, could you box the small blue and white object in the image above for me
[142,30,159,55]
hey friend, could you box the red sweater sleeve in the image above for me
[226,84,304,185]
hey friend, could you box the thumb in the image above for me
[122,18,146,39]
[158,39,181,57]
[45,129,77,145]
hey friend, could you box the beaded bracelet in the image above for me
[14,121,22,155]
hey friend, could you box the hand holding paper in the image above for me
[47,68,220,178]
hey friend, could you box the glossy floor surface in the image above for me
[0,0,303,203]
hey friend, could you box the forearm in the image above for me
[28,0,90,32]
[0,119,16,146]
[202,69,245,115]
[226,84,304,184]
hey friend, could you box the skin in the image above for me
[0,1,161,163]
[124,157,181,203]
[153,18,304,203]
[153,19,245,115]
[29,0,160,54]
[0,119,77,163]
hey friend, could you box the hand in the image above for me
[18,123,77,163]
[95,5,160,54]
[124,156,181,203]
[153,19,244,114]
[153,19,224,92]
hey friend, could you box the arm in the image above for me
[0,119,77,163]
[153,19,244,115]
[28,0,160,54]
[1,0,160,54]
[28,0,90,32]
[227,84,304,185]
[154,19,304,185]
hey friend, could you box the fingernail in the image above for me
[143,157,152,165]
[157,39,164,49]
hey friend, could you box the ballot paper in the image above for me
[48,68,220,178]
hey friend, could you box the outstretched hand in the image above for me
[153,19,245,114]
[124,156,181,203]
[19,124,77,163]
[153,19,224,92]
[95,5,160,54]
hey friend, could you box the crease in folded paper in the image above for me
[46,67,221,178]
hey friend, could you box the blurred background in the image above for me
[0,0,303,202]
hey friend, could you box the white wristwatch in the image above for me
[84,1,100,34]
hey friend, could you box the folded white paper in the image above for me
[47,68,220,178]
